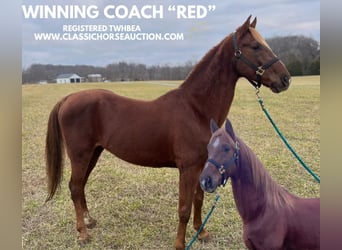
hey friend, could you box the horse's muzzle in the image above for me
[200,175,216,193]
[271,74,291,93]
[282,74,291,87]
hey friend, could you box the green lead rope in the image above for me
[185,193,220,250]
[256,90,320,183]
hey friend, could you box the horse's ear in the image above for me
[210,119,219,134]
[251,17,257,28]
[225,119,236,140]
[237,15,252,37]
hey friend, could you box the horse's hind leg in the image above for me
[68,146,103,244]
[82,146,104,229]
[69,162,90,243]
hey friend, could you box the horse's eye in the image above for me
[252,43,261,50]
[222,144,230,153]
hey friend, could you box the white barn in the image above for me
[56,73,82,83]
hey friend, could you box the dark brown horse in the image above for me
[45,16,291,249]
[200,119,320,249]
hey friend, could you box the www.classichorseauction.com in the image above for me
[22,4,216,41]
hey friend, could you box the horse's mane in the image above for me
[237,137,294,209]
[180,36,230,89]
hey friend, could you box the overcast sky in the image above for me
[22,0,320,68]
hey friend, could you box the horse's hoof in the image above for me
[175,239,185,250]
[78,234,91,246]
[198,229,210,242]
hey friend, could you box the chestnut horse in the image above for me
[200,119,319,249]
[45,16,290,249]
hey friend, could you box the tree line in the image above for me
[267,35,320,76]
[22,35,319,84]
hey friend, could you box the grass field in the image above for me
[22,76,320,250]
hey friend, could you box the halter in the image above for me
[232,32,280,89]
[206,140,240,187]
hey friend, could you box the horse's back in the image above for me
[59,88,153,124]
[58,89,116,116]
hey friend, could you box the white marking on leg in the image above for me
[83,212,91,225]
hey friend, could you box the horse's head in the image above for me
[200,119,239,193]
[232,16,291,93]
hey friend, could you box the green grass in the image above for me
[22,76,320,249]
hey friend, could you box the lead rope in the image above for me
[255,88,320,183]
[185,193,220,250]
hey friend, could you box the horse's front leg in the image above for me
[175,166,199,250]
[193,181,210,240]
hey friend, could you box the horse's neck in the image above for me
[180,38,238,125]
[230,140,269,222]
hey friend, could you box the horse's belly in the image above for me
[104,138,176,168]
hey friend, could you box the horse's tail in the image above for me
[45,98,66,202]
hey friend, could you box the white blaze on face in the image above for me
[203,136,220,171]
[212,137,220,149]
